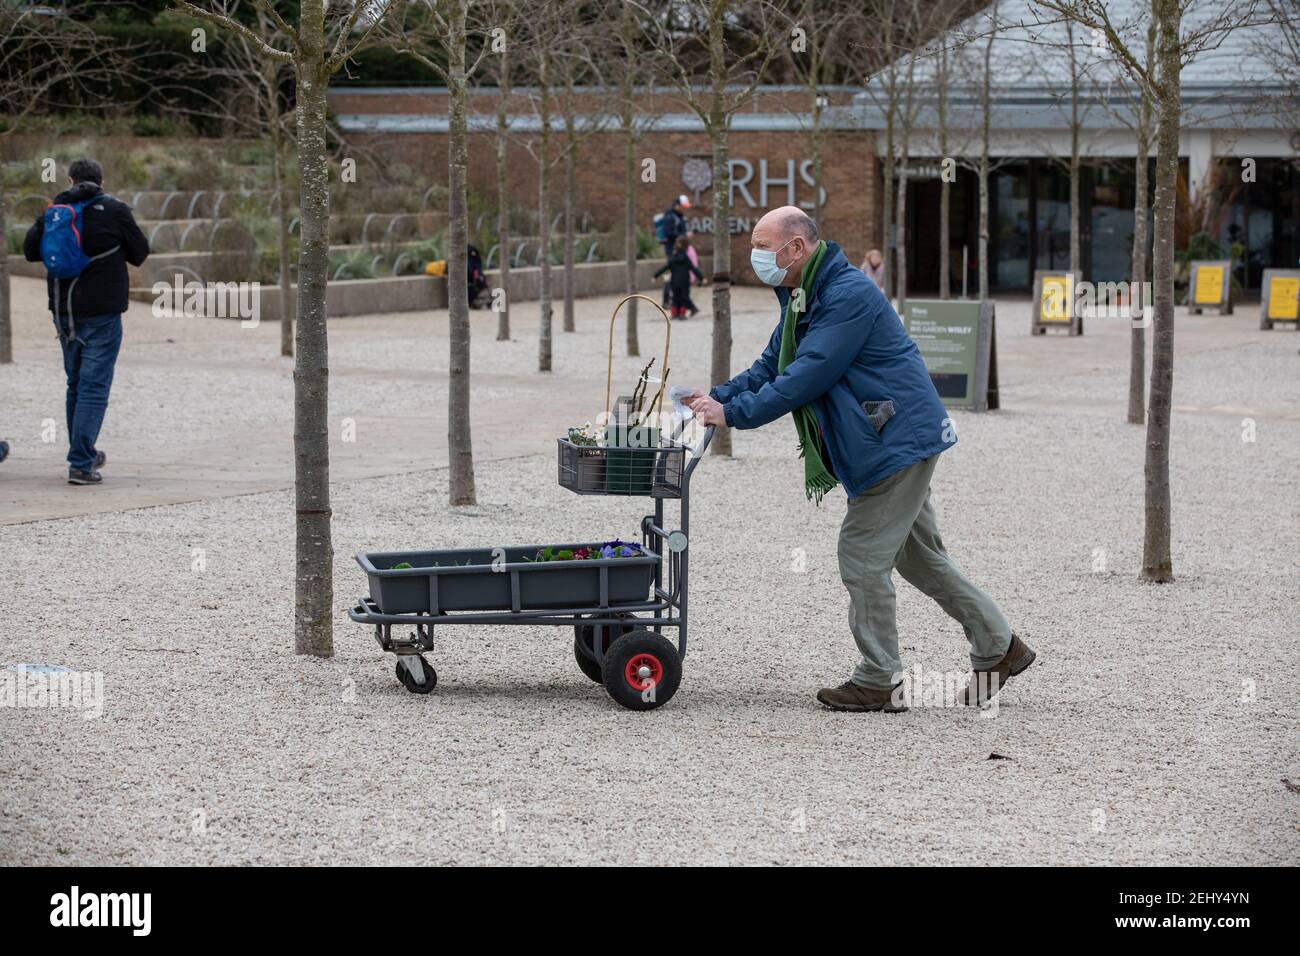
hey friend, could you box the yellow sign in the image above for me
[1268,276,1300,320]
[1040,275,1073,321]
[1194,265,1224,304]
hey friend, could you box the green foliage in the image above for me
[1181,232,1224,262]
[395,237,445,274]
[636,226,659,260]
[0,138,277,194]
[329,248,377,281]
[0,111,200,142]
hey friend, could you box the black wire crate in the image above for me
[557,438,687,498]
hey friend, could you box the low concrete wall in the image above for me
[7,256,45,280]
[133,274,448,323]
[119,256,712,320]
[483,257,711,302]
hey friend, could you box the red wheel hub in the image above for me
[625,653,664,690]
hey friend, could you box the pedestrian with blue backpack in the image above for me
[653,195,691,309]
[24,158,149,485]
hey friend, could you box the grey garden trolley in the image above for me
[348,295,715,710]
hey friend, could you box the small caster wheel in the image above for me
[573,614,636,684]
[396,656,437,694]
[601,630,681,711]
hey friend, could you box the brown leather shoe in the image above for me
[959,634,1036,706]
[816,680,908,713]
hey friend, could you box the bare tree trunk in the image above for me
[446,0,476,506]
[869,0,899,299]
[881,95,895,300]
[896,166,908,311]
[1069,143,1081,275]
[895,49,916,311]
[562,119,576,333]
[938,44,950,300]
[292,1,334,657]
[811,98,825,226]
[1128,23,1155,426]
[495,57,511,341]
[1128,144,1148,424]
[978,158,989,301]
[1142,0,1179,584]
[272,130,293,358]
[1068,23,1082,276]
[620,2,639,358]
[537,50,553,373]
[624,114,640,357]
[978,21,993,302]
[708,20,733,458]
[0,190,11,364]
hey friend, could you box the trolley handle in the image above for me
[670,418,714,451]
[682,424,715,480]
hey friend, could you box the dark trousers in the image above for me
[661,242,675,305]
[60,313,122,471]
[667,282,695,315]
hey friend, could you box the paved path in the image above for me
[3,274,1294,525]
[1,274,1297,865]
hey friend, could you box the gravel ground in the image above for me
[1,288,1297,865]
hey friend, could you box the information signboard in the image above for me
[902,299,999,412]
[1259,269,1300,330]
[1031,270,1083,335]
[1188,260,1233,315]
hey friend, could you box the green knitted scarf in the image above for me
[778,239,838,504]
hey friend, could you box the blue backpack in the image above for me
[653,212,671,244]
[41,197,114,280]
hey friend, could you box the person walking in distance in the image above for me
[654,235,705,320]
[654,194,691,308]
[24,158,149,486]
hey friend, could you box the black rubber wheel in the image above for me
[573,640,606,683]
[573,614,636,684]
[601,630,682,711]
[396,656,437,694]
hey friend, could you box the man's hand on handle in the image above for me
[685,390,726,428]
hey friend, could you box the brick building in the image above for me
[330,0,1296,296]
[329,85,878,282]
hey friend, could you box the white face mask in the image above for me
[750,237,797,286]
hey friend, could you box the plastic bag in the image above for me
[668,385,696,421]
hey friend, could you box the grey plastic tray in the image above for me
[356,542,660,615]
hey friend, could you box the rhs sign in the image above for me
[683,157,828,234]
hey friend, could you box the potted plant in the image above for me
[565,420,606,489]
[604,358,667,493]
[559,295,675,495]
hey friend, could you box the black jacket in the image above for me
[654,250,703,288]
[24,182,150,320]
[661,206,688,246]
